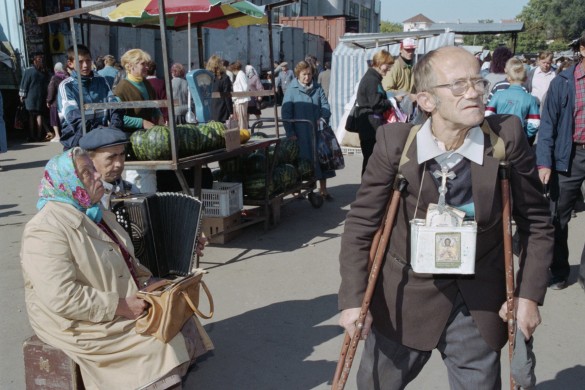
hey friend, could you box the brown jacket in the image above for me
[338,114,553,351]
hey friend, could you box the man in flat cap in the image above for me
[79,127,138,209]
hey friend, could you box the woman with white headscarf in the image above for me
[245,65,264,126]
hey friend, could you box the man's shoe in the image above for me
[548,276,568,290]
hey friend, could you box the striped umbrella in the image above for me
[107,0,267,29]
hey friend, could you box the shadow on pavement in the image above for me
[0,210,23,218]
[536,365,585,389]
[3,159,51,171]
[200,183,360,269]
[186,294,340,389]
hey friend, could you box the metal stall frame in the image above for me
[37,0,298,197]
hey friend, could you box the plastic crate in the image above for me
[201,182,243,217]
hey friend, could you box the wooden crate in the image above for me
[23,335,84,390]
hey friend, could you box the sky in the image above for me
[381,0,530,24]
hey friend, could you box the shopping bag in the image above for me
[317,121,345,171]
[14,103,26,130]
[344,104,359,133]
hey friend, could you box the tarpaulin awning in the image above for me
[107,0,267,29]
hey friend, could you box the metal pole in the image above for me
[197,26,204,69]
[266,6,280,137]
[69,16,87,136]
[157,0,180,175]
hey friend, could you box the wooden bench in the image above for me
[23,336,84,390]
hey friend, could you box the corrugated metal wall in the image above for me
[329,32,455,130]
[0,0,27,67]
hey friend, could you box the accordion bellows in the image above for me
[112,192,203,277]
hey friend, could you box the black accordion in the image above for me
[111,192,203,278]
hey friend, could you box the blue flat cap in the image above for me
[79,127,129,150]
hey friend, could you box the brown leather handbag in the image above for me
[135,269,214,343]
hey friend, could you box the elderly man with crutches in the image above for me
[335,46,553,390]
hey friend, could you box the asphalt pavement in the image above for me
[1,127,584,389]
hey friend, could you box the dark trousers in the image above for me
[357,293,501,390]
[359,114,383,175]
[549,146,585,279]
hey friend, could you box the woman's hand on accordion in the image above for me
[196,235,208,257]
[116,296,148,320]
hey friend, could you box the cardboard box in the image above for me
[202,212,242,244]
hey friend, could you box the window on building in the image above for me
[360,5,371,32]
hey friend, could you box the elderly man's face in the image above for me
[429,48,485,130]
[89,144,127,183]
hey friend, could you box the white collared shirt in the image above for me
[416,118,485,169]
[531,67,556,105]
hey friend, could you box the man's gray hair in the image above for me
[413,49,442,94]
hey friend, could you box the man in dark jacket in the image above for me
[58,45,124,150]
[339,46,553,388]
[19,53,49,141]
[536,32,585,290]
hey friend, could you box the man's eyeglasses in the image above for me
[429,78,490,96]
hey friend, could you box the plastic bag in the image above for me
[317,121,345,171]
[14,103,26,130]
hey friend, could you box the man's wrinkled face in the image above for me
[89,144,126,183]
[429,48,486,129]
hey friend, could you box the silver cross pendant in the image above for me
[433,166,456,213]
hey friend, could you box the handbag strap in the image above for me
[182,280,214,319]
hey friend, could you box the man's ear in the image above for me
[416,92,437,113]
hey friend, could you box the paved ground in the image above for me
[1,125,585,389]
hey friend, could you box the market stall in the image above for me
[38,0,300,241]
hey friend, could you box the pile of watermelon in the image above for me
[129,121,228,161]
[212,138,315,200]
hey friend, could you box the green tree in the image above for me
[516,0,585,52]
[380,21,402,33]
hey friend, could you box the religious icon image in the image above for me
[435,233,461,268]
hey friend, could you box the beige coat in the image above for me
[21,202,190,390]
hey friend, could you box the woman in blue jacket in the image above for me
[282,61,333,200]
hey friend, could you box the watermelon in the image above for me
[144,125,172,160]
[275,138,299,164]
[199,123,225,151]
[176,124,203,157]
[244,173,273,199]
[272,164,297,193]
[244,151,267,174]
[206,121,226,136]
[130,130,149,161]
[296,158,314,180]
[219,156,244,175]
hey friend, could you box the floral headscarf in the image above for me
[37,150,102,222]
